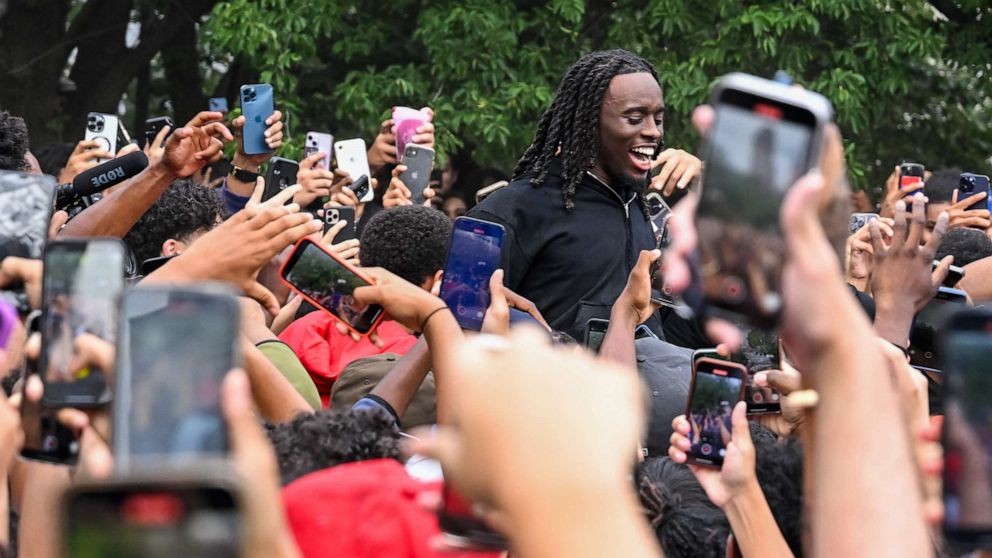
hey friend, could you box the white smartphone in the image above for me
[84,113,119,164]
[305,131,334,170]
[334,138,373,203]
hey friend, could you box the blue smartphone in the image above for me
[439,217,506,331]
[239,84,273,155]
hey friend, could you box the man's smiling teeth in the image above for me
[631,147,654,157]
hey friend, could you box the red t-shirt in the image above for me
[279,311,418,407]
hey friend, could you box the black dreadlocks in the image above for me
[514,49,659,212]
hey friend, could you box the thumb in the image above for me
[172,127,194,140]
[730,400,750,446]
[781,171,827,261]
[248,177,265,208]
[245,281,280,317]
[301,151,323,169]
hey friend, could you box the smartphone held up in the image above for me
[693,73,832,328]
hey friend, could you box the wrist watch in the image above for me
[231,165,260,183]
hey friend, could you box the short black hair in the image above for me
[636,457,729,557]
[0,110,30,172]
[936,227,992,267]
[265,408,401,485]
[33,142,73,178]
[360,205,451,286]
[924,168,963,204]
[751,424,805,557]
[515,49,658,212]
[123,179,223,265]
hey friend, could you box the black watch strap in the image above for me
[231,166,260,183]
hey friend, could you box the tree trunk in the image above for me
[161,20,206,125]
[0,0,72,146]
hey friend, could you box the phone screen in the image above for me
[65,486,240,558]
[910,289,968,369]
[697,86,821,326]
[40,240,123,406]
[943,325,992,541]
[281,239,383,334]
[114,288,238,468]
[585,319,609,353]
[731,324,782,414]
[439,218,505,331]
[687,359,746,466]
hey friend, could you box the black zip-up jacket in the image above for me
[468,159,665,342]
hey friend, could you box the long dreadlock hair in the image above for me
[514,49,660,212]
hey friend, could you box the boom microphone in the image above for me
[56,151,148,210]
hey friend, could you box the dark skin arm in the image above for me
[600,250,661,367]
[368,336,432,420]
[59,112,232,239]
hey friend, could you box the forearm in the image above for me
[808,334,930,557]
[242,339,312,422]
[422,309,463,424]
[19,462,71,558]
[369,336,431,420]
[872,298,915,348]
[724,482,794,558]
[59,165,175,238]
[600,306,638,369]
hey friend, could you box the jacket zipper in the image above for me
[587,172,637,271]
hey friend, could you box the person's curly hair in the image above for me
[123,179,223,265]
[0,110,31,171]
[636,457,729,557]
[751,423,804,557]
[360,205,451,286]
[514,49,659,213]
[265,407,401,485]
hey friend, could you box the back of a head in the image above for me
[360,205,451,286]
[266,407,401,485]
[750,424,804,557]
[123,179,223,265]
[924,168,963,204]
[636,457,729,558]
[0,110,30,172]
[34,142,73,177]
[936,227,992,267]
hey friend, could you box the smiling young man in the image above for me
[469,49,698,341]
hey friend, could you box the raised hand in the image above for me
[650,148,702,196]
[295,151,338,207]
[946,189,991,231]
[231,109,284,168]
[160,111,233,178]
[57,140,115,183]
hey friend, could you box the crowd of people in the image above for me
[0,46,988,557]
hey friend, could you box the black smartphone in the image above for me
[399,144,435,204]
[39,239,124,407]
[913,365,943,416]
[112,285,240,471]
[695,73,832,328]
[323,207,356,243]
[909,286,968,369]
[63,472,242,558]
[942,307,992,544]
[959,172,991,212]
[685,357,748,467]
[645,192,674,249]
[899,162,926,195]
[437,482,509,551]
[650,258,679,309]
[20,310,79,465]
[585,318,609,353]
[139,254,179,277]
[262,157,299,203]
[143,116,173,148]
[0,171,55,312]
[279,238,385,336]
[936,259,966,288]
[475,181,507,205]
[349,175,371,203]
[439,217,506,331]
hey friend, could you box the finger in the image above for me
[187,111,225,127]
[764,369,802,395]
[264,184,303,208]
[25,374,43,403]
[781,171,830,262]
[300,151,324,170]
[202,122,234,142]
[482,269,510,336]
[248,177,265,208]
[951,189,960,206]
[245,282,281,317]
[48,210,69,239]
[905,193,927,248]
[923,211,950,254]
[730,401,750,443]
[322,219,348,244]
[72,140,99,154]
[654,160,678,196]
[391,164,408,179]
[152,125,171,151]
[868,218,887,255]
[705,319,742,353]
[691,105,715,137]
[369,331,384,348]
[194,141,223,161]
[931,255,954,288]
[265,110,283,127]
[222,368,268,457]
[662,192,698,293]
[664,160,691,196]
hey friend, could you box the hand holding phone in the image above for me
[85,113,120,164]
[439,217,506,331]
[262,157,299,203]
[323,207,356,243]
[333,139,373,203]
[958,172,991,212]
[304,131,334,170]
[239,84,274,155]
[279,238,385,335]
[683,357,747,467]
[399,144,435,204]
[899,162,926,196]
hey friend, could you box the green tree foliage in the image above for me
[203,0,992,189]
